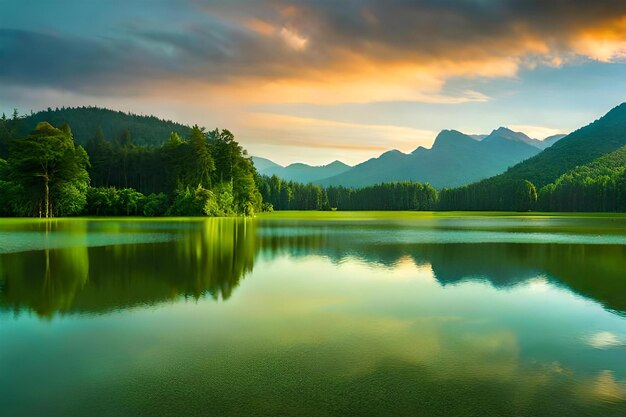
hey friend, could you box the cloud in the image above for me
[279,27,308,50]
[590,370,626,401]
[2,1,626,165]
[1,1,625,104]
[572,16,626,62]
[586,331,624,349]
[238,112,437,165]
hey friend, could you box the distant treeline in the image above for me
[259,171,626,213]
[258,175,438,211]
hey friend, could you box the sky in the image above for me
[1,0,626,166]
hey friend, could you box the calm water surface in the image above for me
[1,212,626,416]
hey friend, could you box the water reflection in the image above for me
[1,216,626,317]
[1,216,625,416]
[0,218,256,316]
[258,220,626,315]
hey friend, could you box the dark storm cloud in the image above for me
[0,27,233,96]
[249,0,626,58]
[1,0,625,95]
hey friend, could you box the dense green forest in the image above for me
[537,145,626,212]
[0,110,261,217]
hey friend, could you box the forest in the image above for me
[1,105,626,216]
[257,175,438,211]
[262,167,626,213]
[0,110,261,217]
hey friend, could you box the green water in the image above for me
[1,212,626,416]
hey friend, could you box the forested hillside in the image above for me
[489,103,626,188]
[538,145,626,211]
[439,103,626,211]
[0,112,262,217]
[9,107,191,147]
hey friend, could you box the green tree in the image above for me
[184,125,215,188]
[0,112,12,158]
[85,126,113,186]
[9,122,90,217]
[143,193,169,217]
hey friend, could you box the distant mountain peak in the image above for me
[411,145,428,155]
[487,127,532,141]
[320,124,542,189]
[285,162,308,168]
[438,129,464,136]
[252,156,283,171]
[328,160,350,168]
[481,127,540,149]
[254,156,351,183]
[380,149,405,158]
[431,130,476,149]
[478,102,626,188]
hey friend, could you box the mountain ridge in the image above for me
[253,157,352,183]
[489,102,626,188]
[316,127,562,189]
[257,127,565,188]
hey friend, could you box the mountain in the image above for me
[10,107,572,191]
[254,157,351,183]
[438,103,626,211]
[468,134,488,141]
[552,144,626,182]
[252,156,282,172]
[541,134,567,149]
[483,127,538,147]
[13,107,191,146]
[482,127,566,150]
[319,128,543,188]
[487,103,626,188]
[537,144,626,212]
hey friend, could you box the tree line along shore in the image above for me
[1,105,626,217]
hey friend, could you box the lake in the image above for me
[1,212,626,416]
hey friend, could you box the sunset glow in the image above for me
[1,0,626,164]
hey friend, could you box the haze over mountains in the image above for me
[256,128,565,188]
[252,157,352,183]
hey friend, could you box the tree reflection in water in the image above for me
[1,217,626,317]
[0,218,257,317]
